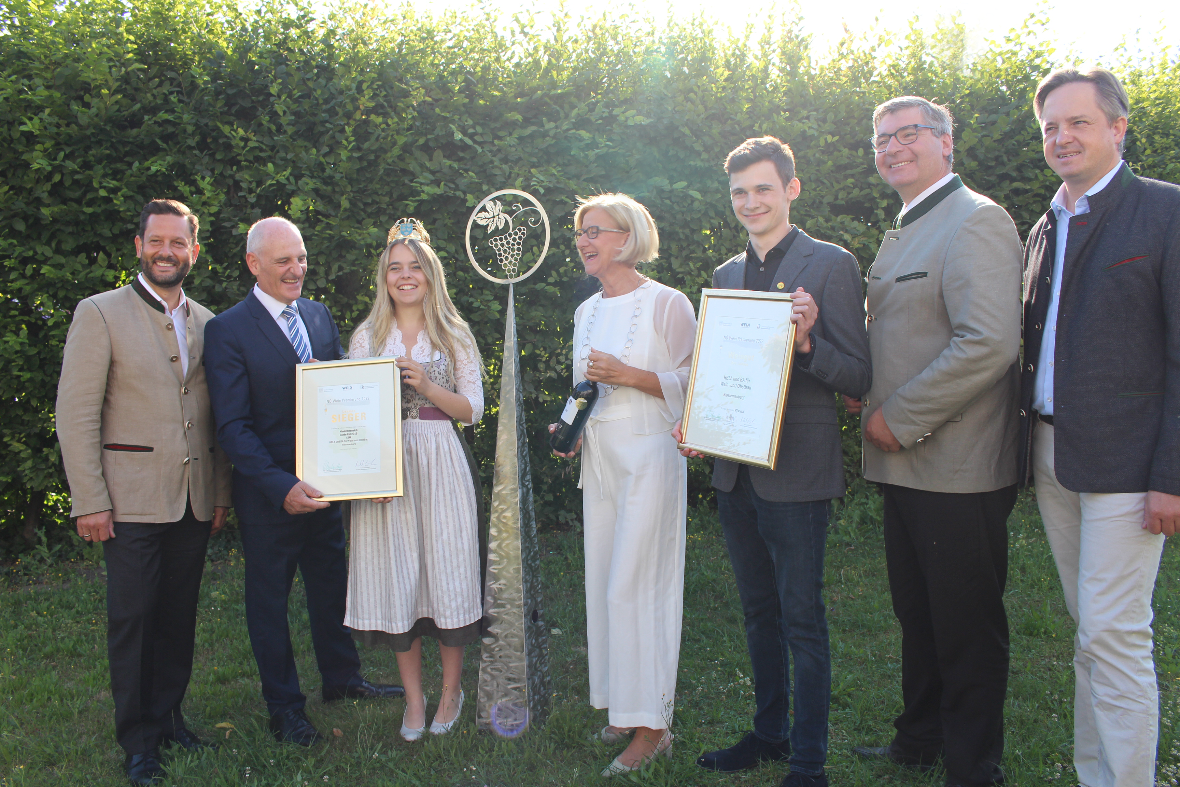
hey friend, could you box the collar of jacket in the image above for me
[130,275,166,314]
[895,174,965,229]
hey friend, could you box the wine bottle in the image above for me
[549,380,599,454]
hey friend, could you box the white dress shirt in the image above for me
[899,172,957,217]
[137,273,190,376]
[253,283,312,357]
[1032,160,1124,416]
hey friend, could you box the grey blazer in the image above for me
[710,228,872,502]
[861,183,1023,494]
[1018,164,1180,495]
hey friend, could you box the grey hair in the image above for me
[246,216,301,254]
[872,96,956,165]
[1034,66,1130,154]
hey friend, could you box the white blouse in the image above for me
[572,279,697,435]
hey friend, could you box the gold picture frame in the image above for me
[294,357,404,501]
[678,289,796,470]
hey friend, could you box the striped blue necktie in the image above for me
[280,305,312,363]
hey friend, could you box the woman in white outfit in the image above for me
[550,194,696,776]
[345,219,484,742]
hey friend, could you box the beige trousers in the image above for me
[1033,423,1164,787]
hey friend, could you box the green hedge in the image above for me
[2,0,1177,557]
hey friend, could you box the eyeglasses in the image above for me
[573,226,628,241]
[869,124,937,153]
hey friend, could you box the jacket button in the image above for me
[170,355,179,362]
[186,421,193,429]
[1044,276,1051,284]
[166,323,174,331]
[182,387,189,395]
[183,457,190,465]
[1019,409,1027,417]
[1035,323,1042,331]
[1026,363,1034,372]
[867,314,875,322]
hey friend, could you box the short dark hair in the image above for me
[1034,66,1129,123]
[137,199,199,243]
[1034,67,1129,154]
[724,137,796,187]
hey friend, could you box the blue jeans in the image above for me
[717,467,830,776]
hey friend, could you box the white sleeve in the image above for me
[452,338,485,426]
[651,287,697,422]
[347,327,370,360]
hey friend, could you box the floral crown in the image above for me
[388,218,431,246]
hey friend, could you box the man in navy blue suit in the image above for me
[204,217,403,745]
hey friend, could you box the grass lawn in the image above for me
[2,490,1179,786]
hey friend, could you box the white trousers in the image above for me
[582,418,686,730]
[1033,423,1164,787]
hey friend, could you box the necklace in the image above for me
[579,276,651,398]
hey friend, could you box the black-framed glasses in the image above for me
[869,123,937,153]
[573,226,628,241]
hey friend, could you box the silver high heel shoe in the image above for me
[600,730,673,777]
[429,690,464,735]
[597,726,636,744]
[400,697,428,742]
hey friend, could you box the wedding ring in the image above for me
[83,534,91,539]
[588,360,595,368]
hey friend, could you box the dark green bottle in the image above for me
[549,380,599,453]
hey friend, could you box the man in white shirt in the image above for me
[1019,66,1180,787]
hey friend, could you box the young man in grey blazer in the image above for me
[847,97,1023,787]
[1021,67,1180,787]
[678,136,871,787]
[56,200,232,785]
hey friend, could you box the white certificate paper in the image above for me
[682,292,794,467]
[317,383,381,475]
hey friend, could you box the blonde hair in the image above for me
[352,225,480,379]
[573,193,660,267]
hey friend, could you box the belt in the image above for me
[417,406,450,421]
[1038,413,1053,426]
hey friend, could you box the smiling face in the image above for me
[1039,80,1126,194]
[729,159,799,244]
[575,207,631,279]
[385,243,429,309]
[134,213,197,289]
[874,107,953,203]
[246,222,307,304]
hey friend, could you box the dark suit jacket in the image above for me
[204,291,345,524]
[1019,164,1180,495]
[710,228,872,502]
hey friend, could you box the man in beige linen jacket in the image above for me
[847,97,1022,787]
[56,199,231,786]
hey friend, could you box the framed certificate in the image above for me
[678,289,796,469]
[294,357,404,501]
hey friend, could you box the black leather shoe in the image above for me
[781,772,828,787]
[269,708,324,746]
[162,726,216,751]
[852,743,939,772]
[321,675,405,703]
[696,731,790,773]
[125,748,165,785]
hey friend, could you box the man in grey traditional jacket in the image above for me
[847,97,1023,787]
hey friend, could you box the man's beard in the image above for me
[140,252,191,288]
